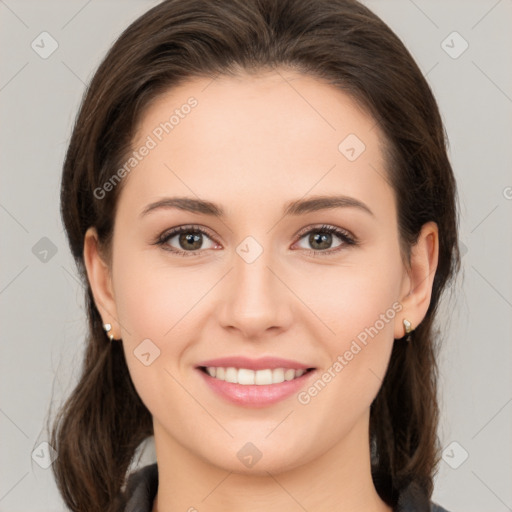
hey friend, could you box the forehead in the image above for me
[123,70,392,219]
[134,69,382,154]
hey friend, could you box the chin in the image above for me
[192,436,316,477]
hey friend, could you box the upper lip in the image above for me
[196,356,314,371]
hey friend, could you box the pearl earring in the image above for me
[103,323,114,341]
[403,319,413,342]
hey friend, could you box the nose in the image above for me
[216,243,294,340]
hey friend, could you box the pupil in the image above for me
[311,232,331,250]
[180,232,202,250]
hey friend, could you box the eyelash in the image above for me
[153,224,358,257]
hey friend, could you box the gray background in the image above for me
[1,1,511,511]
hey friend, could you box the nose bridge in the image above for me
[233,236,279,310]
[217,233,292,337]
[235,243,273,300]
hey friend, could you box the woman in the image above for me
[50,0,460,511]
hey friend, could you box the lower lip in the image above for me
[197,368,316,408]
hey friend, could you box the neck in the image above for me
[151,410,392,512]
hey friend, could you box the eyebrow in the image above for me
[139,194,374,219]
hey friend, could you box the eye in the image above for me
[154,223,357,257]
[155,225,218,256]
[293,224,357,255]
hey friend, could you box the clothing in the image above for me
[120,463,451,512]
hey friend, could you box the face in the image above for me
[87,69,426,475]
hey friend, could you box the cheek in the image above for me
[112,247,207,342]
[297,255,402,404]
[299,256,402,343]
[111,249,199,417]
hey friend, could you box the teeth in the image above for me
[225,367,237,383]
[238,368,255,385]
[204,366,309,385]
[284,369,296,381]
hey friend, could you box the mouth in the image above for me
[195,360,317,407]
[198,366,315,385]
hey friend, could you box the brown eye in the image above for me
[157,226,217,256]
[294,225,356,254]
[176,232,203,251]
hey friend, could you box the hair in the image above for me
[50,0,460,510]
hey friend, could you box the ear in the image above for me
[83,227,120,339]
[395,221,439,339]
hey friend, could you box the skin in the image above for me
[84,69,438,512]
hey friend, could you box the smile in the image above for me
[197,365,316,408]
[200,366,312,385]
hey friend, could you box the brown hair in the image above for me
[50,0,460,510]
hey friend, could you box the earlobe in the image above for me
[395,222,439,339]
[83,227,120,338]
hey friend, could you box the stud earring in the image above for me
[103,323,114,341]
[403,319,413,342]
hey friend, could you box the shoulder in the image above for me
[117,465,454,512]
[119,463,159,512]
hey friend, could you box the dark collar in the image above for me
[120,463,450,512]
